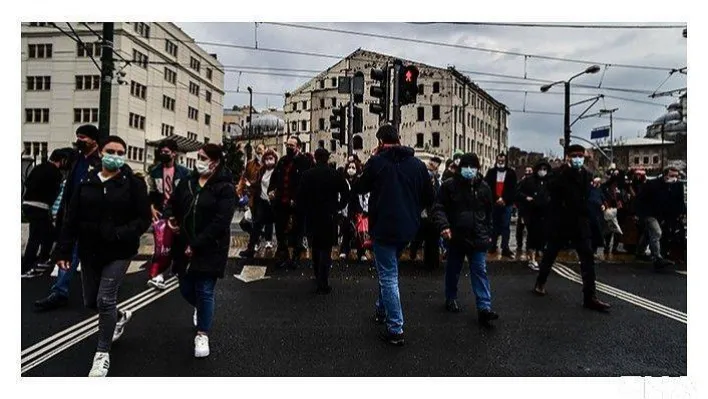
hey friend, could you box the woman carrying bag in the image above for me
[165,144,237,358]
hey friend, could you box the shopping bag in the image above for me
[149,219,173,278]
[355,214,372,249]
[603,208,623,235]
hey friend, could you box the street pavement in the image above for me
[20,254,686,377]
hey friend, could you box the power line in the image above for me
[49,23,101,72]
[407,22,686,29]
[482,88,670,107]
[508,109,653,123]
[262,22,678,72]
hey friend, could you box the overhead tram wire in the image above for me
[49,23,101,71]
[406,22,686,29]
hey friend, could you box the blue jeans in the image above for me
[445,245,492,311]
[492,205,513,251]
[179,273,217,333]
[373,241,407,335]
[51,245,80,298]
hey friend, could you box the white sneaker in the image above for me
[147,275,167,290]
[360,255,368,262]
[265,241,274,250]
[112,310,133,342]
[528,260,539,271]
[194,334,210,358]
[50,265,59,277]
[339,253,347,260]
[193,308,197,327]
[76,263,81,273]
[88,352,110,377]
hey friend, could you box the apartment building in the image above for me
[21,22,225,171]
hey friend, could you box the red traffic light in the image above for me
[405,70,413,82]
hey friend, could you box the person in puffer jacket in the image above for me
[431,153,499,327]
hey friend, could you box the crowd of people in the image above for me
[21,123,686,376]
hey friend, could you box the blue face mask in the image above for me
[570,157,584,169]
[102,153,125,171]
[460,167,477,180]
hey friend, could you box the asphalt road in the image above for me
[20,257,686,377]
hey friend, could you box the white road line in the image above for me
[676,270,687,276]
[552,264,687,324]
[21,283,180,375]
[21,278,178,366]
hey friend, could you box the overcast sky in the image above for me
[177,22,686,154]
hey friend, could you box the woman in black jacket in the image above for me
[166,144,236,359]
[339,161,369,262]
[55,136,151,377]
[515,160,551,270]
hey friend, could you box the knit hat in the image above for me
[458,153,481,168]
[76,124,99,141]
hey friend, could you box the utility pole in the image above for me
[347,76,354,157]
[563,81,571,156]
[98,23,115,142]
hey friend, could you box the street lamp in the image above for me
[540,65,602,155]
[247,87,253,137]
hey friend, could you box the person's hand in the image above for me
[290,200,296,207]
[268,191,276,200]
[185,246,193,257]
[601,205,606,212]
[167,217,180,233]
[441,229,452,240]
[496,198,505,206]
[151,207,162,222]
[57,260,70,270]
[526,196,533,202]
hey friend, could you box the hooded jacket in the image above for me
[515,160,552,219]
[166,166,237,278]
[55,148,102,232]
[353,146,435,244]
[146,162,191,211]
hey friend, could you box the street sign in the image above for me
[338,77,351,94]
[591,126,611,139]
[352,72,364,95]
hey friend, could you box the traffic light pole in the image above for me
[98,22,115,142]
[347,77,354,157]
[392,61,402,132]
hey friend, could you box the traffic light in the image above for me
[353,106,363,134]
[369,67,388,118]
[330,105,346,145]
[399,65,419,106]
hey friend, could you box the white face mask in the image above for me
[347,168,356,177]
[666,177,678,184]
[196,160,211,176]
[537,169,547,178]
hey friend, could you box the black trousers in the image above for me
[340,214,365,259]
[516,214,527,252]
[311,246,331,289]
[248,198,275,249]
[273,202,304,261]
[22,205,55,273]
[409,218,441,269]
[536,232,596,299]
[525,214,547,251]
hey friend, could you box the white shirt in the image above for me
[496,170,507,183]
[260,169,273,201]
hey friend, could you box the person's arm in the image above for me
[267,161,281,195]
[431,183,452,235]
[336,174,350,211]
[236,162,249,198]
[353,158,376,195]
[421,164,436,211]
[190,182,237,251]
[503,170,517,205]
[54,184,82,262]
[145,168,162,209]
[114,176,152,242]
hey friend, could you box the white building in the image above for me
[21,22,225,171]
[283,49,509,171]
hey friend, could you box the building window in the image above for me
[331,78,337,87]
[319,98,325,109]
[187,132,198,141]
[331,98,337,107]
[77,42,102,57]
[653,155,659,164]
[205,90,212,103]
[189,81,200,96]
[353,135,364,150]
[318,118,325,131]
[73,108,98,123]
[26,76,51,91]
[432,105,440,120]
[292,102,298,111]
[75,75,100,90]
[432,132,440,148]
[205,114,211,126]
[161,123,174,137]
[190,57,201,72]
[206,68,213,81]
[188,107,199,121]
[319,80,325,89]
[643,156,649,164]
[204,137,210,144]
[291,121,297,132]
[162,96,176,111]
[432,82,440,93]
[28,43,52,59]
[417,107,425,122]
[129,112,145,130]
[330,140,337,152]
[130,81,147,100]
[302,101,307,110]
[418,84,424,95]
[25,108,49,123]
[301,120,307,131]
[134,22,150,38]
[165,39,178,57]
[132,49,148,69]
[633,157,640,165]
[164,68,177,84]
[416,133,424,148]
[318,140,325,149]
[23,141,48,158]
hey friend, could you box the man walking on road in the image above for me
[484,153,517,258]
[533,144,611,312]
[354,124,435,346]
[297,148,349,294]
[35,125,102,311]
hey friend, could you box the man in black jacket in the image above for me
[533,145,610,312]
[484,153,517,258]
[432,153,499,326]
[409,156,443,269]
[297,148,349,294]
[21,150,69,277]
[267,136,313,268]
[35,124,103,311]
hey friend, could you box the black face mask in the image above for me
[75,140,88,152]
[158,153,172,164]
[286,147,296,157]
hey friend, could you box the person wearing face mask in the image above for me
[339,162,369,262]
[267,136,314,269]
[237,143,266,208]
[35,125,103,311]
[432,153,499,326]
[516,160,551,270]
[634,166,685,270]
[145,139,191,290]
[409,157,443,269]
[513,166,534,260]
[165,144,236,359]
[532,144,610,312]
[239,149,278,258]
[54,136,151,376]
[601,172,626,255]
[484,153,518,258]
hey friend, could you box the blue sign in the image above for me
[591,126,610,139]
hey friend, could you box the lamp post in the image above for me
[540,65,601,156]
[246,86,253,161]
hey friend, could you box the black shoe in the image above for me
[34,293,68,311]
[636,254,652,262]
[315,286,332,295]
[445,299,460,313]
[654,258,675,271]
[238,249,256,259]
[373,312,386,324]
[583,296,611,312]
[379,330,405,346]
[532,283,547,296]
[478,309,499,325]
[501,249,515,258]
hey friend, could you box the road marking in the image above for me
[126,260,147,275]
[553,263,687,324]
[676,270,687,276]
[21,277,179,374]
[234,265,270,283]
